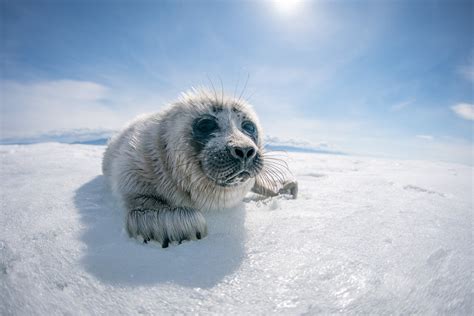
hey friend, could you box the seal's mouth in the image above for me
[216,170,252,187]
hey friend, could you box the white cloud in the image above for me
[0,80,115,138]
[255,111,473,165]
[416,135,434,141]
[451,103,474,121]
[460,66,474,82]
[264,135,332,150]
[0,79,471,165]
[344,134,473,166]
[390,99,414,112]
[458,55,474,82]
[0,80,169,138]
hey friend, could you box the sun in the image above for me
[272,0,304,16]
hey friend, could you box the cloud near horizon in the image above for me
[0,78,473,165]
[0,79,173,138]
[0,80,118,137]
[416,135,434,141]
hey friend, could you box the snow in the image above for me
[0,143,472,314]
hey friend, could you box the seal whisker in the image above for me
[233,74,241,100]
[237,73,250,103]
[261,158,290,171]
[219,75,225,106]
[206,74,219,103]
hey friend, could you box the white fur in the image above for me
[102,88,266,245]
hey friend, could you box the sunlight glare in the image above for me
[272,0,305,17]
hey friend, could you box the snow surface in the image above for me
[0,143,472,315]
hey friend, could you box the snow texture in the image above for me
[0,143,472,315]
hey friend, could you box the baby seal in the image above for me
[102,88,297,247]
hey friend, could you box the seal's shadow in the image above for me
[74,176,246,288]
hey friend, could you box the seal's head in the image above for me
[188,90,263,187]
[158,88,264,207]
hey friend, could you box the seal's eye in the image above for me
[196,118,218,133]
[242,121,256,134]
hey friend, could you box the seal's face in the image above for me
[191,103,263,187]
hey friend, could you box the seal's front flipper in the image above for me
[278,180,298,199]
[251,178,298,199]
[125,194,208,247]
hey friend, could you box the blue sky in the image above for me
[1,0,473,164]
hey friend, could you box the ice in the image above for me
[0,143,472,314]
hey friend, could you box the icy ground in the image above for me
[0,143,472,314]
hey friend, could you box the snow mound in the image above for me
[0,144,472,314]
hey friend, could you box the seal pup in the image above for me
[102,88,297,247]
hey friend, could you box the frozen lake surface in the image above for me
[1,143,472,314]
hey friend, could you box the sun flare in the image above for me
[272,0,304,16]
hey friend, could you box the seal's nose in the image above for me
[229,145,256,163]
